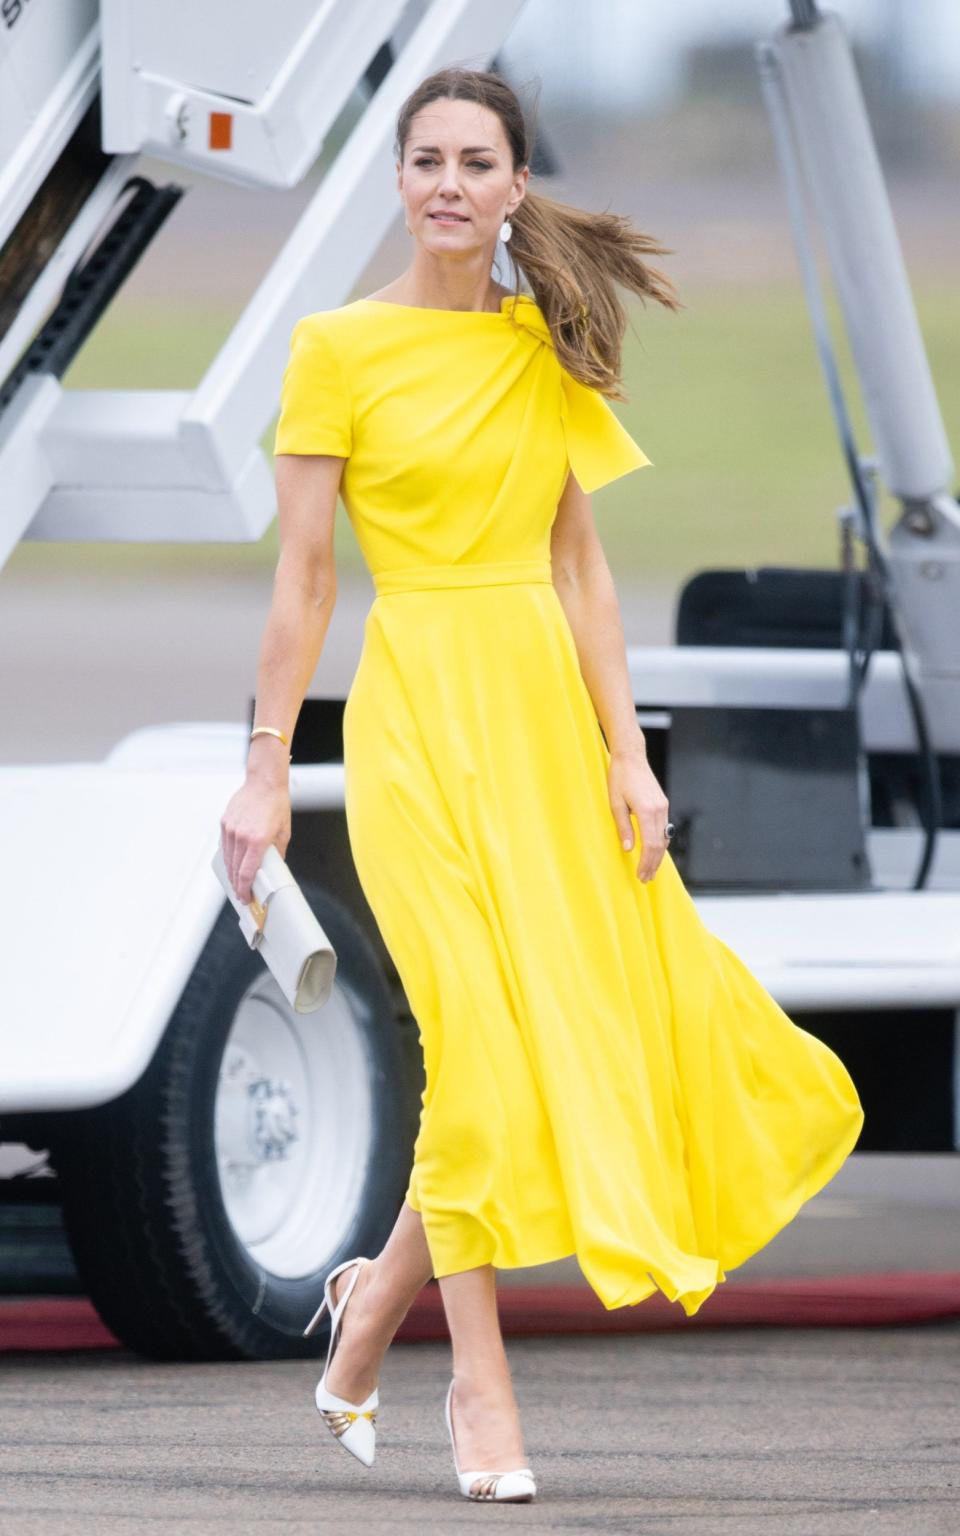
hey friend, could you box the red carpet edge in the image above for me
[2,1272,959,1353]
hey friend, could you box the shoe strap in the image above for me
[324,1257,366,1374]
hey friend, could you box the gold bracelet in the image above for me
[250,725,290,746]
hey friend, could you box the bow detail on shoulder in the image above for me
[501,292,555,347]
[503,294,653,495]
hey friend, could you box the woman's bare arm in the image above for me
[222,452,344,901]
[550,470,670,882]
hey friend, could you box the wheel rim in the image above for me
[214,972,374,1280]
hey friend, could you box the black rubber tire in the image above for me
[46,884,416,1361]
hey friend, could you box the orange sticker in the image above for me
[209,113,232,151]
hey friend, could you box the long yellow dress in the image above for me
[274,293,864,1316]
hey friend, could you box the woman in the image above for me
[220,66,864,1504]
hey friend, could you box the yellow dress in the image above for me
[274,293,864,1316]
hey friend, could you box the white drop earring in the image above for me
[499,217,512,243]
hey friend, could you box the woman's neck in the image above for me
[375,260,510,314]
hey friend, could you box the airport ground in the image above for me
[2,1320,958,1535]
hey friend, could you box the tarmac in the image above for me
[2,1152,960,1533]
[2,1322,958,1535]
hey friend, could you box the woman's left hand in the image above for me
[607,745,671,883]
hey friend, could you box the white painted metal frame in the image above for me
[100,0,408,190]
[766,12,953,502]
[11,0,527,558]
[625,644,936,754]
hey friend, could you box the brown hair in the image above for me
[394,66,683,400]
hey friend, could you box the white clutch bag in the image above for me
[210,842,337,1013]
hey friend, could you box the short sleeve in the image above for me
[559,371,652,494]
[273,316,353,457]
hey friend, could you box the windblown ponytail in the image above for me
[507,188,681,400]
[395,66,683,400]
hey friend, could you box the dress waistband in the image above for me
[373,558,552,596]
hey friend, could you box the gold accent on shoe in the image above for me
[471,1474,504,1499]
[320,1406,377,1438]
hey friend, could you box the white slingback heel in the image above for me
[304,1255,378,1468]
[444,1379,537,1502]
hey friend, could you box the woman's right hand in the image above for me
[219,776,292,905]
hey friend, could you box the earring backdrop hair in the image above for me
[499,217,512,243]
